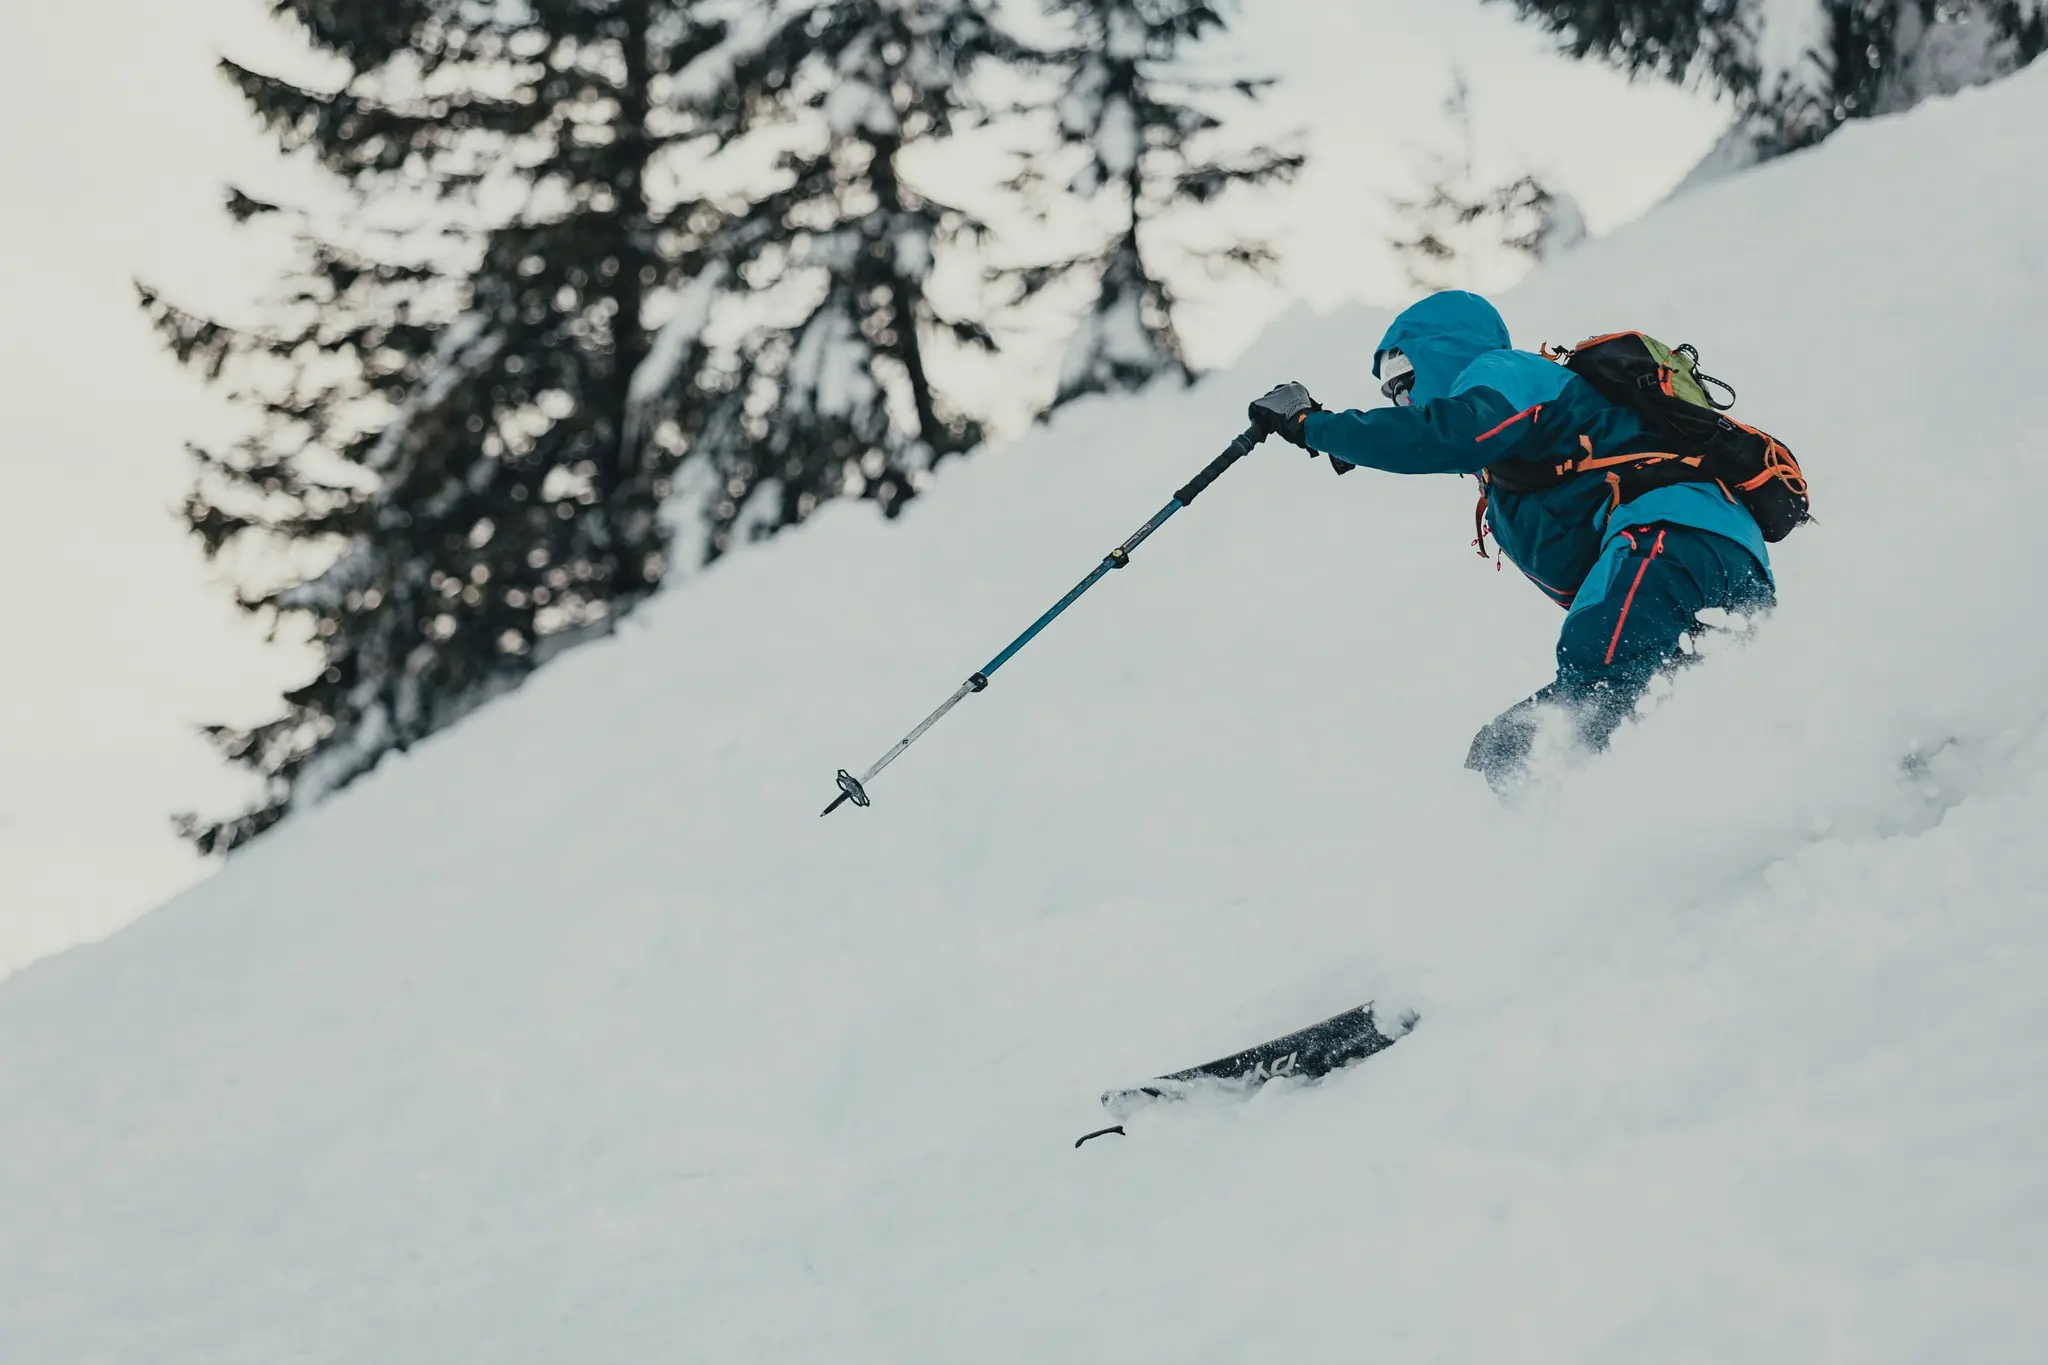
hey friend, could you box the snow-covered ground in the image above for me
[5,66,2048,1363]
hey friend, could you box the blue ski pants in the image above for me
[1466,523,1774,787]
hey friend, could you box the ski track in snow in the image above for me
[5,69,2048,1363]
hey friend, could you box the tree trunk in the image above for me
[868,132,945,457]
[612,0,653,463]
[609,0,654,582]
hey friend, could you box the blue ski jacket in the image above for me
[1301,291,1770,608]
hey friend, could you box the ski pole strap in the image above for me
[1173,426,1265,506]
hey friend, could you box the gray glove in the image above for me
[1248,382,1321,448]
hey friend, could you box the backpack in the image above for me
[1483,331,1811,542]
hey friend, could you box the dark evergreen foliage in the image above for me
[686,0,1016,555]
[1387,75,1583,292]
[1494,0,2046,156]
[149,0,1301,852]
[145,0,740,851]
[1015,0,1303,413]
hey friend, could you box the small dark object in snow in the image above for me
[1074,1125,1126,1148]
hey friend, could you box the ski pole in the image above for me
[821,424,1268,816]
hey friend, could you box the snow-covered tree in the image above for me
[143,0,742,852]
[1388,74,1584,293]
[1015,0,1302,413]
[688,0,1020,554]
[1494,0,2046,170]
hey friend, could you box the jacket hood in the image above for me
[1374,291,1512,407]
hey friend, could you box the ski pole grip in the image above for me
[1174,426,1266,506]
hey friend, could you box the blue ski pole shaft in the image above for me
[822,425,1267,816]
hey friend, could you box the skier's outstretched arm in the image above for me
[1247,380,1545,477]
[1301,387,1537,476]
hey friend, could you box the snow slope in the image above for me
[6,69,2048,1363]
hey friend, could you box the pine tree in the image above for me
[1387,74,1584,294]
[1014,0,1303,413]
[683,0,1020,555]
[1493,0,2046,162]
[143,0,742,851]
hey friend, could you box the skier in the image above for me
[1246,290,1776,788]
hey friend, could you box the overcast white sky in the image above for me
[0,0,1724,975]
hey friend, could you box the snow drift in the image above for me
[6,68,2048,1363]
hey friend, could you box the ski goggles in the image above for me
[1378,350,1415,407]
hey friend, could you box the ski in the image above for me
[1079,1001,1417,1144]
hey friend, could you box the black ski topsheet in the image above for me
[1099,1001,1417,1122]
